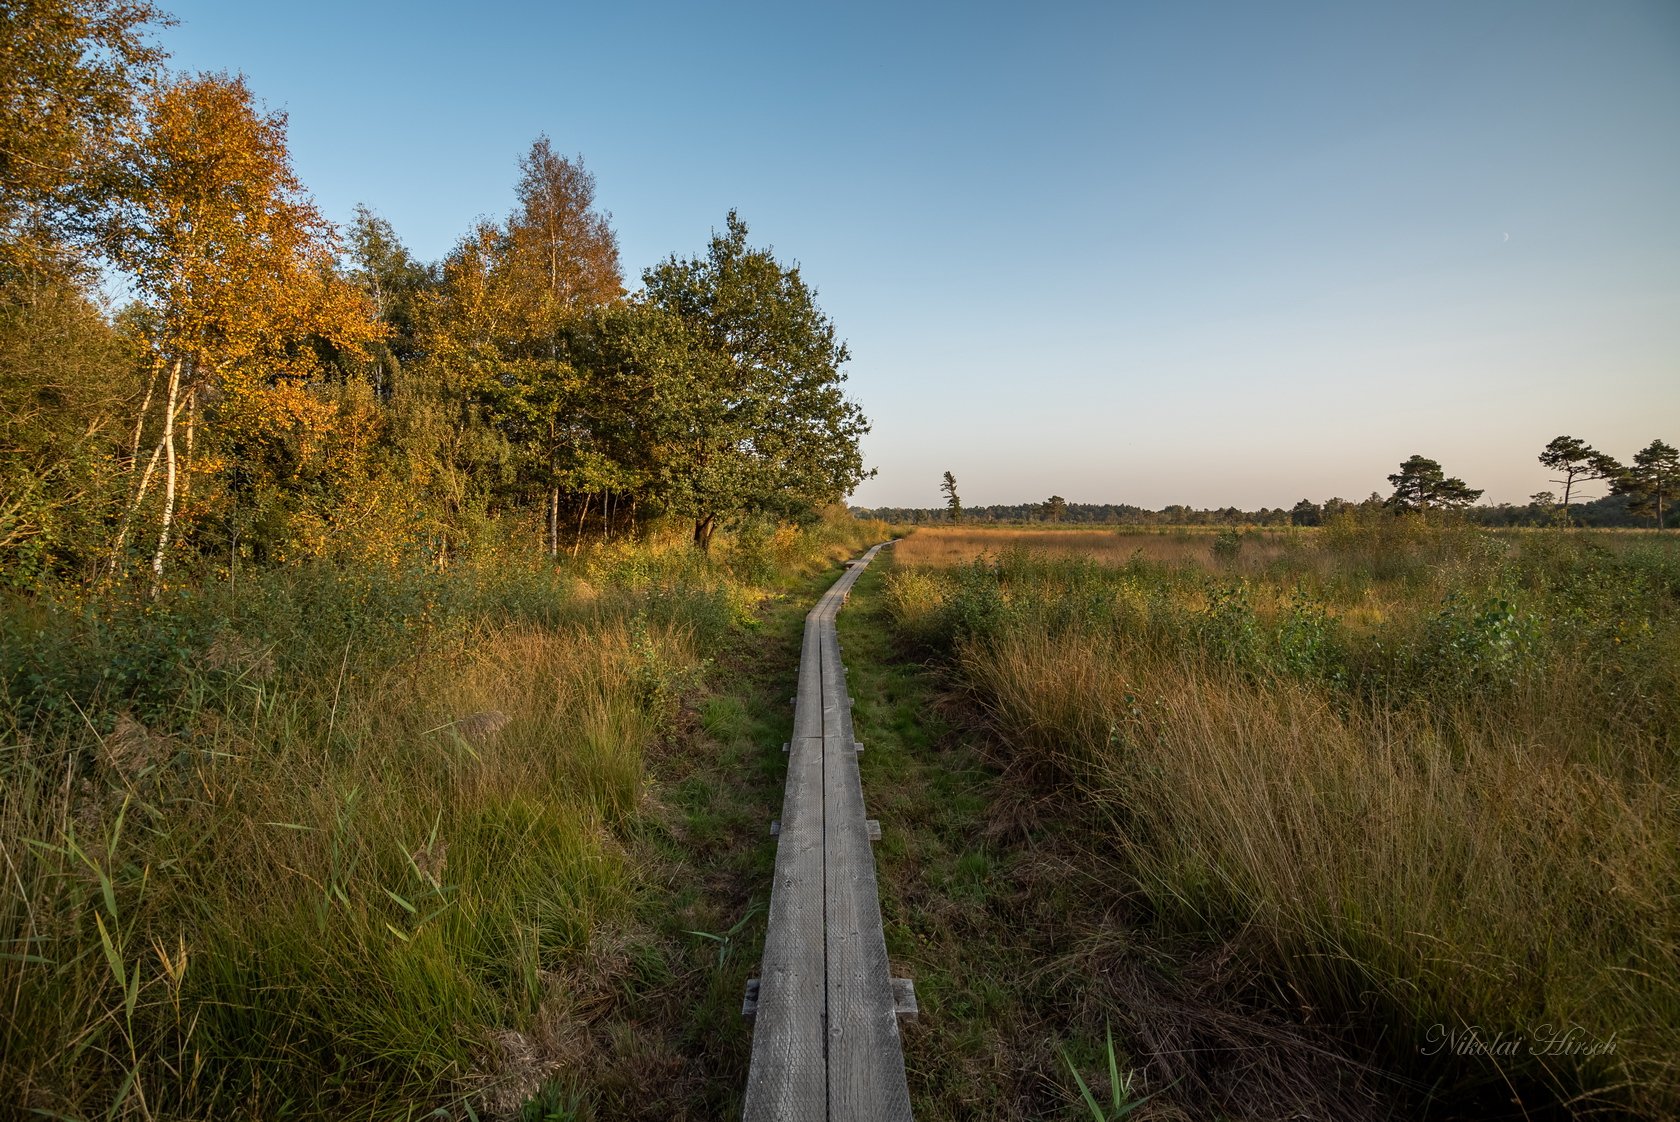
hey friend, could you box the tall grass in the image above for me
[888,524,1680,1116]
[1,511,887,1118]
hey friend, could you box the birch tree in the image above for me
[107,72,381,590]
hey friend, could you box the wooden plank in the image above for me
[743,730,828,1121]
[744,541,909,1122]
[821,618,913,1120]
[793,617,825,741]
[891,978,918,1023]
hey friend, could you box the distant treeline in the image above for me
[857,491,1662,528]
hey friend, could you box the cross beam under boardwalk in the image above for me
[744,542,912,1122]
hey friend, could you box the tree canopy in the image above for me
[0,0,168,279]
[640,211,871,549]
[1386,454,1483,512]
[1538,435,1621,524]
[107,72,384,588]
[1613,439,1679,530]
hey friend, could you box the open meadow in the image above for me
[885,518,1680,1117]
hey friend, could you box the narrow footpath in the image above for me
[743,542,914,1121]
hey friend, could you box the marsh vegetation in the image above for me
[1,515,887,1117]
[886,518,1680,1117]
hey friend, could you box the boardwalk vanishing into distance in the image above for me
[743,542,915,1121]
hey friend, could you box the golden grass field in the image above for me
[891,525,1297,570]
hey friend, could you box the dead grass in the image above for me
[893,526,1296,572]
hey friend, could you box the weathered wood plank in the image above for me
[743,730,827,1121]
[822,621,913,1120]
[793,618,825,741]
[744,541,908,1122]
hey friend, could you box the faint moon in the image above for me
[1502,232,1510,242]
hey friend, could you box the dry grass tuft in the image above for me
[451,708,511,746]
[100,712,171,779]
[477,1028,564,1117]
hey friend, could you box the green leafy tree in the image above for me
[411,136,629,558]
[1538,436,1621,526]
[1612,439,1680,529]
[0,280,139,583]
[1043,494,1067,522]
[500,140,626,548]
[1386,454,1483,513]
[1289,498,1322,526]
[345,204,432,391]
[1528,491,1560,524]
[641,211,871,550]
[941,471,962,522]
[1320,496,1354,521]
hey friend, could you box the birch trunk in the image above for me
[128,355,163,470]
[179,384,198,505]
[107,438,164,573]
[548,486,560,557]
[148,359,183,596]
[571,492,591,560]
[108,357,183,574]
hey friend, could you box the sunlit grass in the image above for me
[0,512,889,1118]
[887,521,1680,1117]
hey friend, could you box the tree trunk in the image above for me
[693,515,716,552]
[109,357,184,575]
[547,486,560,557]
[571,492,591,560]
[128,355,163,469]
[179,384,198,506]
[229,489,238,592]
[108,437,164,574]
[148,359,183,597]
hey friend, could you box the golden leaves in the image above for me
[121,73,385,384]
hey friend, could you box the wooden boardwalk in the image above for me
[743,542,913,1121]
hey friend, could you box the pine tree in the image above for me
[941,472,962,523]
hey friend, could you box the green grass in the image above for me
[841,561,1187,1120]
[0,512,889,1119]
[882,521,1680,1119]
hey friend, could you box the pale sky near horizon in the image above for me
[157,1,1678,510]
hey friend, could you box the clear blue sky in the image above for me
[158,0,1679,510]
